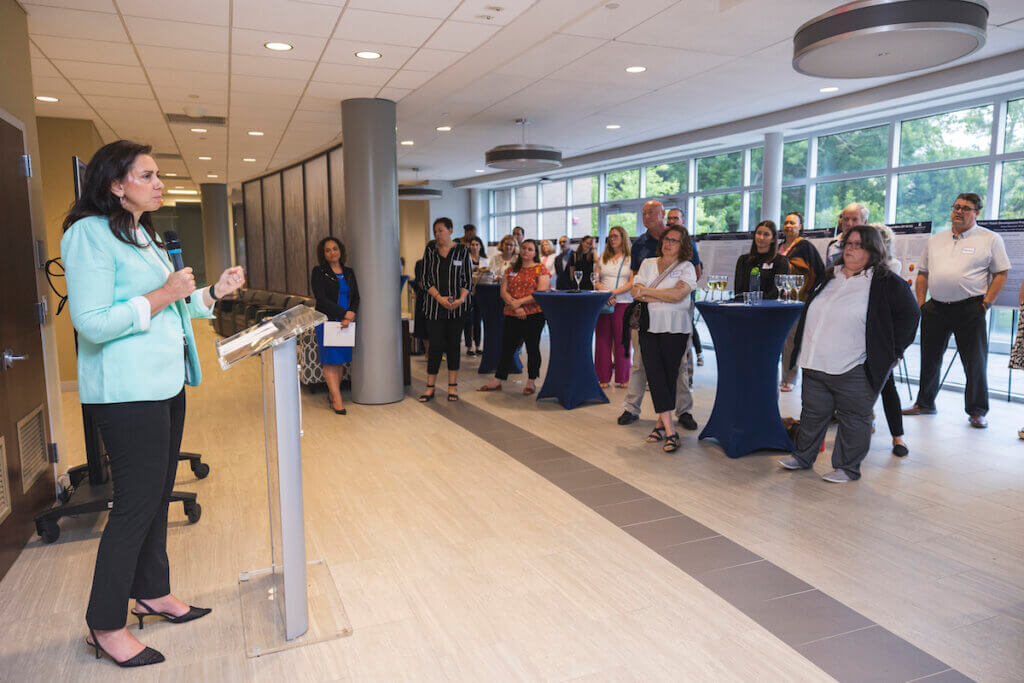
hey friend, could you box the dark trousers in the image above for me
[638,331,688,413]
[497,313,545,380]
[915,296,989,416]
[86,389,185,630]
[879,371,904,437]
[427,317,464,374]
[463,300,482,348]
[794,366,877,479]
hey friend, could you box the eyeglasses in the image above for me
[951,204,977,213]
[843,241,864,251]
[662,237,681,244]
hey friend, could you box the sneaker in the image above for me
[969,415,988,429]
[677,412,698,430]
[617,411,638,426]
[696,353,704,366]
[821,469,853,483]
[778,457,807,470]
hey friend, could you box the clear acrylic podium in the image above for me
[217,305,351,656]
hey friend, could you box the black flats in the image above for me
[86,628,164,668]
[132,599,212,629]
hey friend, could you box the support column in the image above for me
[762,132,784,227]
[470,188,488,241]
[200,183,231,282]
[341,98,402,404]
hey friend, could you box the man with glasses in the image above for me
[618,201,699,430]
[826,203,870,266]
[903,193,1010,428]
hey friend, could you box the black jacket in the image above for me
[310,264,360,321]
[734,253,789,299]
[554,250,574,290]
[789,266,920,393]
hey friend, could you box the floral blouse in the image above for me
[504,263,550,316]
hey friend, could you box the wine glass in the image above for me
[573,270,583,291]
[792,274,804,302]
[591,271,599,289]
[775,274,787,303]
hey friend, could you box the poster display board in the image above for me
[800,229,835,265]
[978,219,1024,308]
[888,222,931,284]
[693,232,750,291]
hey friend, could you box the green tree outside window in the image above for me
[895,164,988,231]
[817,125,889,176]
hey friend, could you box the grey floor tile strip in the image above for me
[423,398,972,683]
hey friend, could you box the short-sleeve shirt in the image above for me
[919,225,1011,302]
[631,230,701,273]
[504,263,550,316]
[635,258,697,334]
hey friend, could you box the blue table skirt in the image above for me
[475,283,521,375]
[697,301,804,458]
[533,291,610,409]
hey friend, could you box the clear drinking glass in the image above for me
[573,270,583,291]
[792,274,804,301]
[775,274,786,303]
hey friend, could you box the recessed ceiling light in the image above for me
[475,169,485,173]
[207,174,218,178]
[819,86,839,93]
[198,155,212,160]
[165,173,177,177]
[355,51,382,60]
[35,95,59,102]
[243,157,256,162]
[190,127,207,133]
[264,41,293,51]
[625,66,647,73]
[248,130,264,136]
[400,140,415,146]
[436,125,452,132]
[167,189,198,195]
[605,124,621,130]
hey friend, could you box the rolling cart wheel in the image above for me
[38,520,60,544]
[184,501,202,524]
[191,462,210,479]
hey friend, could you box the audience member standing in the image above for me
[733,220,789,299]
[594,226,634,388]
[779,211,825,391]
[619,201,699,431]
[461,223,477,246]
[489,234,517,279]
[410,258,429,355]
[569,235,597,290]
[780,226,920,482]
[554,235,574,290]
[903,193,1010,428]
[632,225,698,453]
[1011,280,1024,440]
[874,224,909,456]
[540,239,557,275]
[512,225,525,248]
[463,237,485,356]
[311,237,359,415]
[667,208,704,366]
[826,203,870,266]
[419,217,472,402]
[478,239,551,395]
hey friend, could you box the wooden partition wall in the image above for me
[241,144,344,295]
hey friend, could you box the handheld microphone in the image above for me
[163,230,191,303]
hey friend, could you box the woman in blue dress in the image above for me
[311,237,359,414]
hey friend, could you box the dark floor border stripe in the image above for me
[423,397,973,683]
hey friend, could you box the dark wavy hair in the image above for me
[62,139,159,247]
[315,236,346,268]
[744,219,779,262]
[657,225,693,262]
[820,224,889,288]
[512,239,541,272]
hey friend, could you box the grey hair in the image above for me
[845,202,870,223]
[870,223,895,259]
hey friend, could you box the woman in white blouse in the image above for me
[631,225,697,453]
[489,234,517,279]
[594,226,634,388]
[540,239,557,275]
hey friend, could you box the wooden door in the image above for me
[0,114,55,580]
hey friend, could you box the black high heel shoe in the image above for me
[448,383,459,402]
[132,599,212,629]
[86,628,164,667]
[418,384,435,402]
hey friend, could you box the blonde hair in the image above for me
[498,234,516,252]
[871,223,895,259]
[602,225,632,264]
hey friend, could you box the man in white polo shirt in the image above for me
[903,193,1010,428]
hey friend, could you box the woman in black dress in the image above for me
[463,236,486,356]
[569,235,597,290]
[419,217,472,402]
[733,220,789,299]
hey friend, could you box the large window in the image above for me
[606,169,639,201]
[814,176,885,229]
[571,205,596,238]
[781,186,806,220]
[571,176,599,205]
[494,189,511,213]
[514,212,538,239]
[695,193,742,234]
[1006,98,1024,153]
[895,164,988,229]
[817,124,889,176]
[784,140,808,180]
[697,152,742,190]
[542,180,566,208]
[645,161,687,196]
[541,210,567,239]
[899,106,993,165]
[606,211,638,237]
[1000,159,1024,217]
[515,185,537,211]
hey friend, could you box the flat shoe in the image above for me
[780,383,793,392]
[477,384,502,392]
[523,386,535,395]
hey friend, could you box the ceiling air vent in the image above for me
[153,153,182,161]
[166,113,227,126]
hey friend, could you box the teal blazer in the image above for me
[62,216,213,404]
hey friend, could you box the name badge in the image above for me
[762,262,775,270]
[453,259,463,265]
[671,269,683,277]
[961,247,976,255]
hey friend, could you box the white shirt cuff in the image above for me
[195,286,215,313]
[128,295,151,331]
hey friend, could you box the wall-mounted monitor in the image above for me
[72,155,87,201]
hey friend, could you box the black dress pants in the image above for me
[463,300,482,348]
[915,297,989,416]
[497,313,545,380]
[86,389,185,630]
[638,331,688,413]
[879,371,904,437]
[427,317,464,374]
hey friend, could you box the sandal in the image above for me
[663,434,680,453]
[448,383,459,402]
[523,382,535,395]
[646,426,666,443]
[418,384,435,402]
[780,382,794,392]
[477,383,502,392]
[1018,427,1024,441]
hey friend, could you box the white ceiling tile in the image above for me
[88,94,162,113]
[424,20,499,52]
[547,42,733,89]
[35,106,101,122]
[232,0,341,37]
[229,90,299,109]
[379,86,413,102]
[292,108,341,125]
[313,62,394,86]
[32,91,89,109]
[386,69,435,90]
[495,34,604,79]
[449,0,535,26]
[157,88,229,106]
[32,75,76,95]
[303,81,379,100]
[320,39,416,68]
[22,0,115,11]
[335,9,442,47]
[404,48,464,72]
[25,5,127,41]
[147,68,227,90]
[118,0,230,25]
[31,57,60,78]
[136,45,227,73]
[231,27,327,61]
[345,0,458,19]
[446,73,535,107]
[125,16,228,51]
[297,95,342,112]
[54,60,148,83]
[231,54,316,80]
[76,79,154,99]
[559,0,676,39]
[31,36,138,65]
[232,74,307,96]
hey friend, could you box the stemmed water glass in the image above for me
[573,270,583,291]
[775,274,787,303]
[791,274,804,302]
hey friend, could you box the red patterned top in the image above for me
[503,263,550,316]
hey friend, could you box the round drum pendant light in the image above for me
[485,144,563,171]
[793,0,988,79]
[398,186,443,201]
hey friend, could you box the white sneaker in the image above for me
[821,469,852,483]
[778,457,806,470]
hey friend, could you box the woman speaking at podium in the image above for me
[61,140,245,667]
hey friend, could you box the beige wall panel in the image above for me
[282,165,307,295]
[243,181,265,289]
[304,155,329,275]
[262,174,286,292]
[328,148,345,243]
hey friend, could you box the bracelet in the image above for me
[208,284,220,301]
